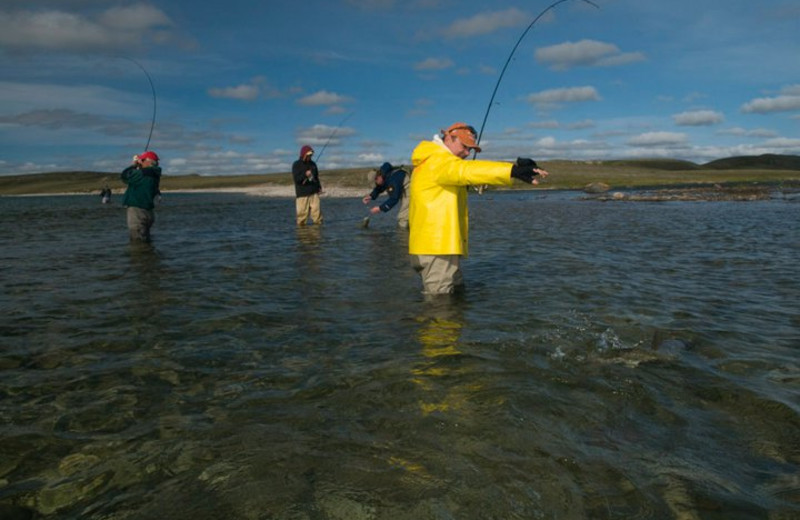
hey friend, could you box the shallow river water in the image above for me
[1,191,798,519]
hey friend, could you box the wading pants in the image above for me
[126,207,155,242]
[410,254,463,295]
[296,193,323,226]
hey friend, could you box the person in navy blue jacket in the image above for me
[362,162,410,229]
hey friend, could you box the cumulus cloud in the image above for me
[97,4,171,31]
[741,94,800,114]
[762,137,800,150]
[414,58,454,71]
[717,127,777,138]
[208,77,281,101]
[296,124,357,146]
[0,108,129,133]
[0,4,175,52]
[627,132,688,147]
[566,119,595,130]
[208,84,260,101]
[535,40,645,70]
[296,90,353,106]
[780,84,800,95]
[525,86,601,109]
[442,8,528,39]
[358,152,384,162]
[672,110,724,126]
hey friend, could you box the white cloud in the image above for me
[717,127,777,138]
[207,77,281,102]
[208,84,260,101]
[442,8,528,39]
[414,58,454,71]
[525,86,601,109]
[762,137,800,149]
[0,81,142,115]
[0,4,173,52]
[627,132,688,147]
[780,84,800,95]
[97,5,171,31]
[673,110,724,126]
[297,90,353,106]
[741,95,800,114]
[358,152,384,162]
[566,119,596,130]
[296,124,356,146]
[535,40,645,70]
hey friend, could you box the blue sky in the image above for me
[1,0,799,176]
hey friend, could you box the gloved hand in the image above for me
[510,157,540,184]
[132,155,140,164]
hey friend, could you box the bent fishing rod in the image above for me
[122,56,158,152]
[472,0,600,194]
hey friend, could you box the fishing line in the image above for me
[121,56,158,152]
[474,0,600,153]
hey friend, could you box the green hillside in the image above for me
[1,156,799,196]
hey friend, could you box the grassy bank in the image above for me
[1,160,799,196]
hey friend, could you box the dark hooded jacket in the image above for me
[292,145,321,198]
[368,165,407,212]
[121,165,161,210]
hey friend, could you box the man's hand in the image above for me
[511,157,549,184]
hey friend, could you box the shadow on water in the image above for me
[0,193,798,519]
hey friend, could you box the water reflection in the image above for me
[412,296,465,416]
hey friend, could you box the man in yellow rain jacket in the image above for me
[409,122,549,295]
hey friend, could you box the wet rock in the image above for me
[35,470,112,515]
[584,182,610,194]
[198,462,237,488]
[58,453,101,476]
[315,491,376,520]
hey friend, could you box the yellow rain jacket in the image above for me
[409,138,513,256]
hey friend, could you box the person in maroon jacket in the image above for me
[291,145,323,225]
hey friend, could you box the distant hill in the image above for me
[599,155,800,171]
[702,154,800,170]
[2,157,800,195]
[601,159,700,171]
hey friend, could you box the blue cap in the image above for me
[378,162,393,177]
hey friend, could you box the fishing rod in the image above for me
[122,57,158,152]
[473,0,599,192]
[315,112,354,164]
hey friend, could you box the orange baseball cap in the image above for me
[443,122,481,152]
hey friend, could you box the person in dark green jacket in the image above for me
[121,150,162,242]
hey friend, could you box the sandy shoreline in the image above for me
[5,183,797,201]
[3,185,369,198]
[168,185,367,198]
